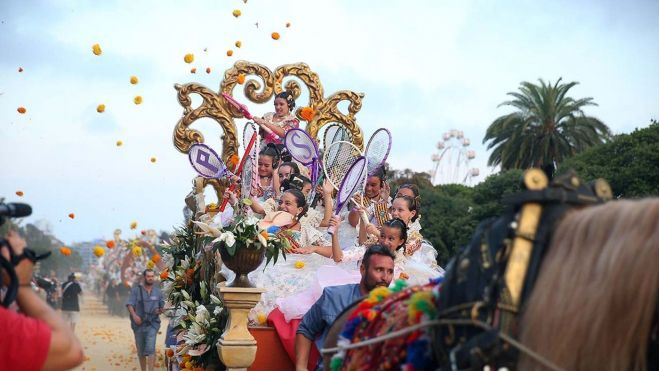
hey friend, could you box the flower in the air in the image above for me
[92,43,102,56]
[106,240,115,249]
[17,107,26,114]
[214,231,236,247]
[205,67,211,74]
[146,260,155,269]
[294,260,305,269]
[184,53,194,63]
[235,40,242,48]
[286,22,291,28]
[232,9,241,17]
[116,140,123,147]
[60,247,72,256]
[300,107,315,121]
[15,191,24,197]
[93,246,105,257]
[150,156,157,163]
[97,104,105,113]
[190,68,197,74]
[271,32,280,40]
[226,50,233,57]
[18,67,24,72]
[134,96,143,105]
[68,213,75,219]
[237,74,246,85]
[130,76,139,84]
[130,221,138,230]
[151,254,161,263]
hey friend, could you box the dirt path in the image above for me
[72,294,167,371]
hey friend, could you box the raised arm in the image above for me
[318,179,334,228]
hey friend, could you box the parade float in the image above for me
[162,61,366,370]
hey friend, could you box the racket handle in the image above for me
[327,223,337,235]
[219,184,237,212]
[359,210,370,226]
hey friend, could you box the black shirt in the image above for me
[61,281,82,311]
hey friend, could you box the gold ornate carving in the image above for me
[173,61,365,202]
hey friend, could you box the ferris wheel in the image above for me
[430,129,479,185]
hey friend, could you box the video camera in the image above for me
[1,200,51,308]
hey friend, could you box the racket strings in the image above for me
[324,143,361,188]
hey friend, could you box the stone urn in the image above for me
[219,245,265,288]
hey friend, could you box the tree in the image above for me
[558,120,659,198]
[483,78,612,171]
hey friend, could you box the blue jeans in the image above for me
[133,325,158,357]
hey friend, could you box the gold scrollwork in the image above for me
[173,61,365,201]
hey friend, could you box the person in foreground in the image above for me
[295,245,396,371]
[126,268,165,371]
[0,230,84,371]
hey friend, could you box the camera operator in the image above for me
[1,230,84,370]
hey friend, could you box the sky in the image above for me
[1,0,658,244]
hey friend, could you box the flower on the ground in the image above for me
[294,260,305,269]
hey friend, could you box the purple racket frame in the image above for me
[327,156,367,235]
[364,128,392,176]
[284,128,321,185]
[188,143,231,179]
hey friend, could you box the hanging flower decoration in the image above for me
[106,240,116,249]
[97,104,106,113]
[130,221,138,230]
[134,96,143,105]
[15,191,24,197]
[59,247,72,256]
[184,53,194,63]
[237,74,246,85]
[146,260,155,269]
[271,32,280,40]
[232,9,241,17]
[92,43,102,56]
[300,107,315,121]
[130,76,139,84]
[17,107,27,114]
[93,246,105,257]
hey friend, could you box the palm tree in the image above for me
[483,78,612,171]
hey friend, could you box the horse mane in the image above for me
[519,198,659,371]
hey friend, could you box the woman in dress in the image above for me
[253,91,299,147]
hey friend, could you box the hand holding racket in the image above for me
[219,132,258,212]
[327,156,368,235]
[221,93,274,135]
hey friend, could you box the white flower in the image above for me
[192,220,223,238]
[181,289,191,300]
[162,252,174,269]
[213,231,236,247]
[195,305,210,324]
[180,256,190,270]
[162,281,174,297]
[245,216,259,226]
[213,306,224,316]
[210,294,221,305]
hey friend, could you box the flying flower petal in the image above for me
[130,221,138,230]
[130,76,139,84]
[184,53,194,63]
[134,96,143,105]
[15,191,24,197]
[17,107,26,114]
[92,43,102,56]
[271,32,280,40]
[190,68,197,74]
[68,213,75,219]
[235,40,242,48]
[97,104,106,113]
[232,9,241,17]
[226,50,233,57]
[18,67,24,72]
[93,246,105,257]
[205,67,211,74]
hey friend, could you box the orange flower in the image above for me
[228,154,240,171]
[190,68,197,74]
[300,107,315,121]
[59,247,72,256]
[165,348,174,358]
[271,32,280,40]
[226,50,233,57]
[15,191,24,197]
[160,269,169,280]
[399,272,410,280]
[93,246,105,257]
[17,107,26,114]
[205,67,211,74]
[68,213,75,219]
[151,254,161,263]
[106,240,116,249]
[237,74,246,85]
[183,53,194,63]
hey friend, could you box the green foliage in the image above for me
[484,78,612,170]
[558,120,659,198]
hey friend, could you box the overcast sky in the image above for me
[1,0,658,244]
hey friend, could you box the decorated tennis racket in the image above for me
[322,140,362,190]
[221,93,274,135]
[322,123,351,154]
[364,128,392,176]
[188,143,233,179]
[241,124,260,202]
[327,156,368,235]
[219,129,259,212]
[284,128,321,197]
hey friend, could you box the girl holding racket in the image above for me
[347,166,391,230]
[252,91,299,147]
